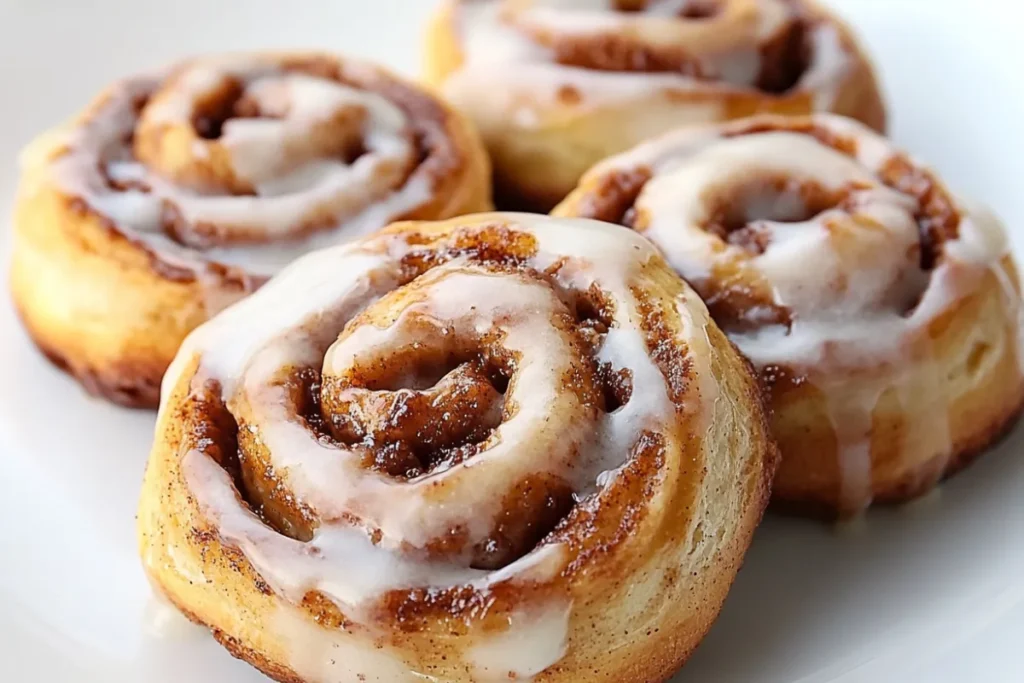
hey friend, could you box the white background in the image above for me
[0,1,1022,681]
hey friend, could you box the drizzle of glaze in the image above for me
[162,214,715,680]
[563,114,1022,513]
[442,0,856,132]
[274,606,437,682]
[19,54,436,313]
[468,605,572,681]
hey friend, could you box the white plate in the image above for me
[1,1,1022,681]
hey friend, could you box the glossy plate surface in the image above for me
[1,1,1022,680]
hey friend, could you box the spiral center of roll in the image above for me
[276,260,614,569]
[699,172,844,253]
[322,342,511,480]
[136,66,404,197]
[65,56,423,260]
[189,76,262,141]
[317,262,609,484]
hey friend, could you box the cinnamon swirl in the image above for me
[10,52,491,407]
[425,0,885,211]
[138,213,776,682]
[555,114,1024,516]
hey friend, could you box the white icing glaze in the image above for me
[21,54,437,303]
[274,606,432,682]
[162,214,713,680]
[444,62,727,140]
[468,605,571,681]
[581,114,1021,512]
[827,387,874,514]
[512,0,793,53]
[238,267,602,550]
[801,24,852,111]
[442,0,858,131]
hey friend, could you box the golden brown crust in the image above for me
[424,0,886,211]
[772,390,1024,519]
[138,213,776,682]
[11,52,493,408]
[14,304,165,407]
[555,114,1024,516]
[766,257,1024,515]
[9,188,214,407]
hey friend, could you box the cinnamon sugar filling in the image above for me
[187,225,675,580]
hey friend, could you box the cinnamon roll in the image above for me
[555,114,1024,516]
[138,213,776,682]
[10,52,491,408]
[424,0,885,211]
